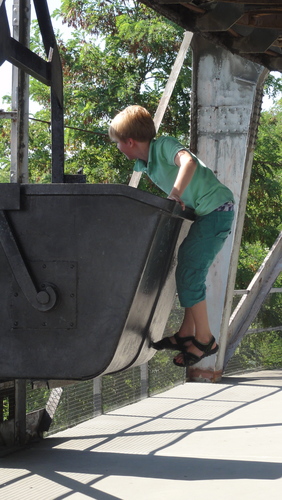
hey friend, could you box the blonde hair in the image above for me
[109,105,156,142]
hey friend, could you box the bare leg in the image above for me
[178,308,195,336]
[174,299,217,363]
[165,307,195,346]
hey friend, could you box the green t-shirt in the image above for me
[134,136,234,216]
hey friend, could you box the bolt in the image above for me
[37,291,50,305]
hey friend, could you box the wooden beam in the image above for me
[238,13,282,29]
[211,1,282,4]
[162,0,282,4]
[196,3,244,31]
[129,31,193,188]
[234,288,282,295]
[231,27,280,53]
[180,2,205,13]
[159,0,205,11]
[153,31,193,132]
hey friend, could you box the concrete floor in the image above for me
[0,370,282,500]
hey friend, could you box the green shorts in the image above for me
[175,209,234,308]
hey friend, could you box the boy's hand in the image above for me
[167,193,186,211]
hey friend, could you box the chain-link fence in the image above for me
[20,291,282,437]
[225,290,282,374]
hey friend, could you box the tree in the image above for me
[235,100,282,336]
[0,116,11,182]
[242,105,282,248]
[28,0,192,189]
[233,99,282,370]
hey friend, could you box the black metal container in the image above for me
[0,183,194,380]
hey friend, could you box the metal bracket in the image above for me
[0,184,20,210]
[0,210,57,312]
[10,261,77,330]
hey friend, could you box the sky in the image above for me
[0,0,280,112]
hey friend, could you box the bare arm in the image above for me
[167,150,197,210]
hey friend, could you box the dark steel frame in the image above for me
[0,0,86,183]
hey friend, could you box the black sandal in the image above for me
[151,332,194,351]
[173,335,219,367]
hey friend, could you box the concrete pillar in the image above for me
[188,35,268,382]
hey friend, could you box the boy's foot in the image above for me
[151,332,194,351]
[173,335,218,367]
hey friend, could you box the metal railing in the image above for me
[21,291,281,436]
[1,291,281,440]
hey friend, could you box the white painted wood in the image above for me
[153,31,193,132]
[233,288,282,295]
[246,326,282,335]
[129,31,193,188]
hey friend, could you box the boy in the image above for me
[109,105,234,367]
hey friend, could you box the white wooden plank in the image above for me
[129,32,193,188]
